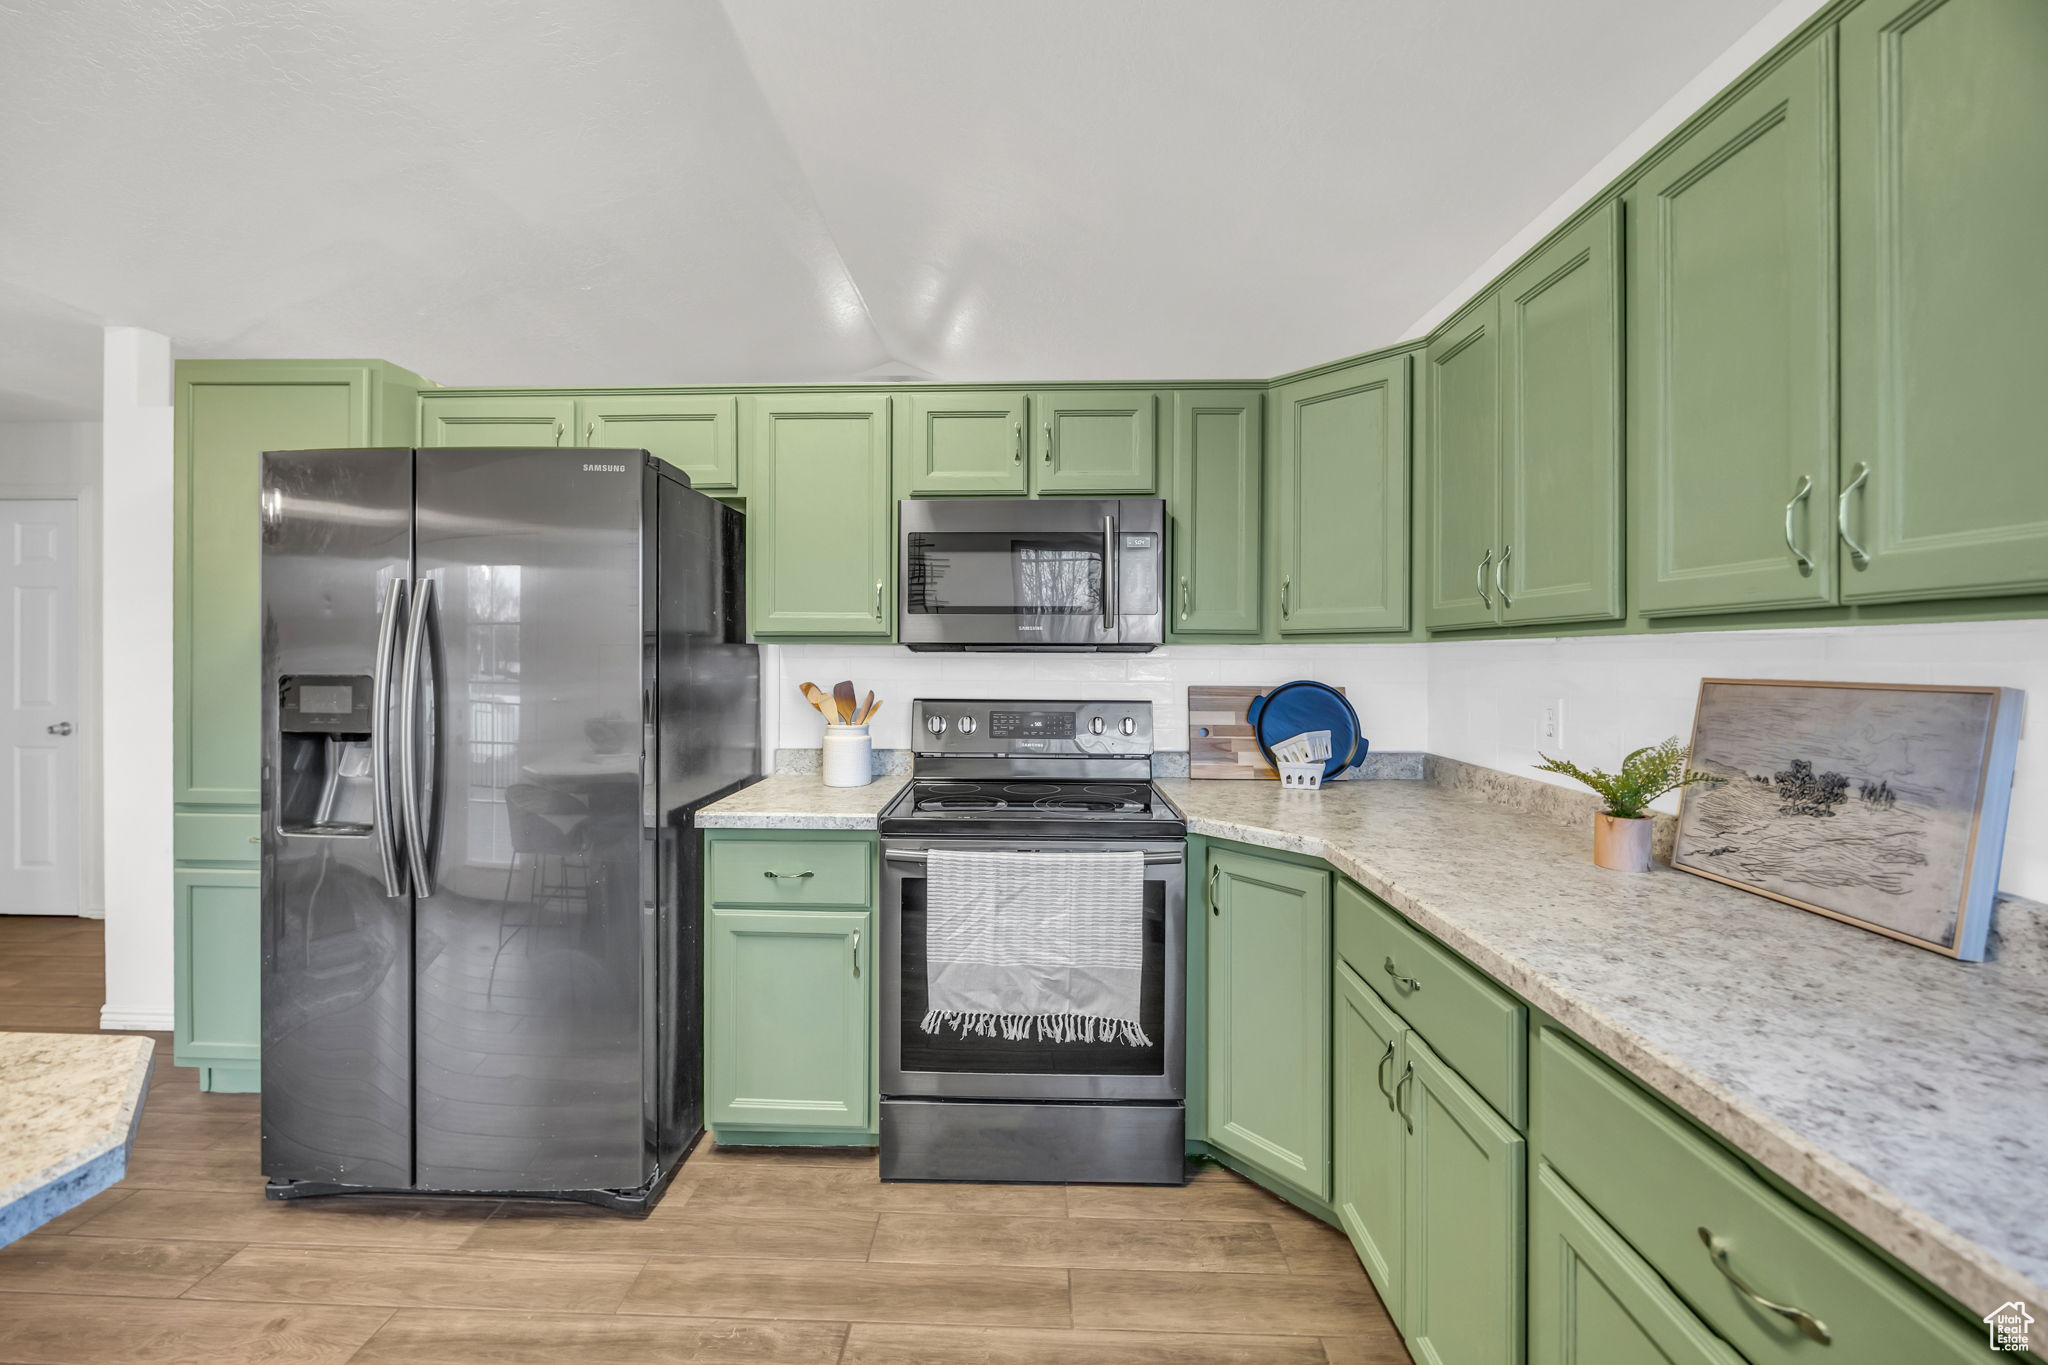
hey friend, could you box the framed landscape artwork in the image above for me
[1672,679,2024,960]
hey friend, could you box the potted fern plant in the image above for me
[1535,738,1722,872]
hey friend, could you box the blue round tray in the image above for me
[1246,681,1368,780]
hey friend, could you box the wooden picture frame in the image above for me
[1672,679,2024,961]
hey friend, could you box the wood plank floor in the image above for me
[0,915,1410,1364]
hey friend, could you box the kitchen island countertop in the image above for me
[1,1032,153,1244]
[1158,776,2048,1323]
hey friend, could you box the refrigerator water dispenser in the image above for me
[277,673,377,835]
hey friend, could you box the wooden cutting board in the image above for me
[1187,684,1347,780]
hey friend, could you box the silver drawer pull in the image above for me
[1697,1228,1831,1345]
[1383,957,1421,992]
[763,869,815,880]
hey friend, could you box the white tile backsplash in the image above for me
[762,617,2047,899]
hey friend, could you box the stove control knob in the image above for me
[1090,716,1106,735]
[1119,716,1137,737]
[957,715,977,736]
[925,714,947,736]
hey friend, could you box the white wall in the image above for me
[0,419,103,917]
[1426,620,2048,900]
[99,327,174,1030]
[760,642,1432,759]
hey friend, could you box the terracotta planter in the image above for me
[1592,813,1654,872]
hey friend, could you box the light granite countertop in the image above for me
[1156,777,2048,1321]
[1,1032,154,1244]
[697,773,910,829]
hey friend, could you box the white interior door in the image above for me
[0,500,78,914]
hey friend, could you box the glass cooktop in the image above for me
[879,777,1185,839]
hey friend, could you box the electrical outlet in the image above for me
[1538,699,1564,751]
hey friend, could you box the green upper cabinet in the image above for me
[1424,299,1502,631]
[1169,390,1263,635]
[419,394,577,447]
[577,394,739,494]
[1837,0,2048,603]
[706,905,873,1133]
[175,361,415,811]
[1030,390,1159,494]
[1335,960,1406,1317]
[1400,1032,1525,1365]
[1271,355,1411,635]
[1498,202,1624,627]
[1629,35,1837,618]
[900,392,1028,496]
[745,393,894,637]
[1205,846,1331,1200]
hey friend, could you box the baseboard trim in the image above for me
[99,1007,173,1031]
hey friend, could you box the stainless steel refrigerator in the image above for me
[257,447,758,1211]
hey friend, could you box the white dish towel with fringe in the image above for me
[922,848,1151,1046]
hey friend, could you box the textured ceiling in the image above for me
[0,0,1786,419]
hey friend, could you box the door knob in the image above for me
[46,722,72,736]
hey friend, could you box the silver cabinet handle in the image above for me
[851,928,861,977]
[1783,474,1815,574]
[874,580,884,619]
[1102,515,1117,631]
[1043,423,1053,466]
[585,420,596,444]
[1384,956,1421,992]
[1180,575,1190,621]
[1013,423,1022,464]
[1280,575,1291,618]
[1476,549,1492,609]
[1376,1038,1397,1108]
[45,722,73,736]
[1838,462,1871,567]
[398,577,438,898]
[762,869,815,879]
[553,422,565,446]
[1394,1061,1415,1134]
[370,577,408,899]
[1208,863,1221,916]
[1495,544,1513,610]
[1698,1228,1831,1345]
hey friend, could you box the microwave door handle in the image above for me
[370,576,408,898]
[1102,513,1117,633]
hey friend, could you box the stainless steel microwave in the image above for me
[899,497,1165,651]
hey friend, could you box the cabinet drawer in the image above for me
[1335,879,1524,1127]
[710,839,871,907]
[175,812,261,863]
[1535,1029,1981,1365]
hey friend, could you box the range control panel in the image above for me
[912,699,1152,757]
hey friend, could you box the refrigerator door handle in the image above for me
[399,576,438,898]
[370,576,408,898]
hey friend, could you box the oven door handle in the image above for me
[885,848,1184,866]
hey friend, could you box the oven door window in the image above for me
[905,532,1105,628]
[897,873,1166,1077]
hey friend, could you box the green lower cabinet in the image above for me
[1204,847,1330,1199]
[578,394,739,494]
[1402,1031,1525,1365]
[706,906,874,1134]
[1334,961,1406,1316]
[420,394,576,446]
[1530,1163,1744,1365]
[173,867,261,1092]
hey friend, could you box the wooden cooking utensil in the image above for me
[857,690,875,725]
[799,682,833,720]
[833,681,857,725]
[861,699,883,725]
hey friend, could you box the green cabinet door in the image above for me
[578,394,739,493]
[1530,1163,1744,1365]
[1169,390,1263,635]
[1400,1033,1523,1365]
[1335,962,1406,1317]
[1031,391,1159,494]
[745,394,894,637]
[1500,203,1625,627]
[1629,36,1836,617]
[421,395,576,447]
[1838,0,2048,603]
[901,392,1028,496]
[707,907,872,1132]
[174,866,261,1092]
[1271,355,1411,634]
[1205,848,1331,1199]
[1424,298,1502,630]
